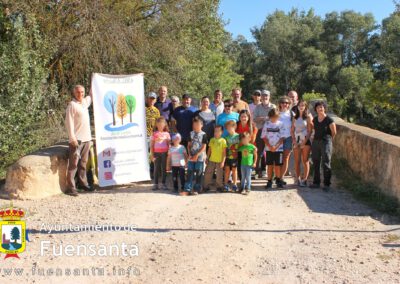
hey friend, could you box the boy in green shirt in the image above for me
[224,120,240,192]
[204,125,227,192]
[238,132,257,195]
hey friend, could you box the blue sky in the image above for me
[219,0,397,40]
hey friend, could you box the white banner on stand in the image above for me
[91,73,150,187]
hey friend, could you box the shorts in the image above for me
[225,158,238,169]
[283,137,293,151]
[266,151,283,166]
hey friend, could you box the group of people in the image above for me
[146,86,337,196]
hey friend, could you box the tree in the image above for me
[104,91,117,126]
[125,95,136,123]
[116,94,127,125]
[10,227,20,244]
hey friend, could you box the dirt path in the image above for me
[1,175,400,284]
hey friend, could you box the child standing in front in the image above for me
[238,132,257,195]
[183,117,208,196]
[224,120,240,192]
[261,108,284,189]
[167,133,188,193]
[150,117,171,190]
[204,125,227,192]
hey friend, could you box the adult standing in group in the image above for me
[172,94,197,148]
[253,90,276,178]
[169,95,180,133]
[310,101,337,191]
[155,85,173,123]
[231,88,250,113]
[145,92,161,179]
[291,99,312,187]
[249,90,261,118]
[288,90,299,112]
[210,89,224,118]
[65,85,94,196]
[194,96,215,142]
[278,96,295,184]
[216,98,239,137]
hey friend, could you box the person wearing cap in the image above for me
[249,90,261,118]
[172,94,197,148]
[146,92,161,138]
[253,90,276,178]
[210,89,224,118]
[231,88,250,114]
[155,85,173,122]
[146,92,160,180]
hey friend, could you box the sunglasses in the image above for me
[224,104,232,107]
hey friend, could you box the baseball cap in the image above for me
[147,92,157,99]
[261,90,271,96]
[253,90,261,95]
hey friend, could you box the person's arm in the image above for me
[330,122,337,139]
[253,147,258,168]
[65,104,78,146]
[291,118,296,144]
[220,147,226,168]
[304,116,313,144]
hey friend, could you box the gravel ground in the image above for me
[0,175,399,284]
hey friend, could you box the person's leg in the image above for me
[232,167,238,188]
[224,166,230,186]
[172,167,179,191]
[215,163,224,189]
[293,147,301,181]
[153,152,161,186]
[245,165,252,189]
[240,165,246,189]
[237,152,242,180]
[311,141,322,186]
[179,166,185,191]
[301,145,311,182]
[322,138,333,187]
[204,162,215,189]
[193,162,204,192]
[160,152,168,187]
[185,162,194,192]
[66,143,80,192]
[255,130,265,176]
[267,165,273,181]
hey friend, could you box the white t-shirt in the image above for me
[261,120,284,151]
[65,97,92,143]
[279,110,294,138]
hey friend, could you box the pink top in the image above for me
[151,131,170,153]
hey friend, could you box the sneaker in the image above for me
[232,185,238,193]
[275,177,286,185]
[152,184,159,191]
[297,178,302,187]
[277,181,284,188]
[223,185,230,192]
[241,189,248,195]
[266,180,273,189]
[161,184,168,190]
[179,191,189,196]
[300,180,307,187]
[190,191,199,196]
[323,185,330,192]
[309,183,320,189]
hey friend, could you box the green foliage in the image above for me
[0,8,63,178]
[302,91,327,102]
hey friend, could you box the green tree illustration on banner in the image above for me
[125,95,136,123]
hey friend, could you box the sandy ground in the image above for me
[0,174,399,284]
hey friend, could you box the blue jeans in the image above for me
[184,161,204,192]
[240,165,253,190]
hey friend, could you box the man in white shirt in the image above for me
[210,89,224,118]
[65,85,93,196]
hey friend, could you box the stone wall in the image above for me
[333,117,400,202]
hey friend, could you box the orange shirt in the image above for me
[236,122,257,145]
